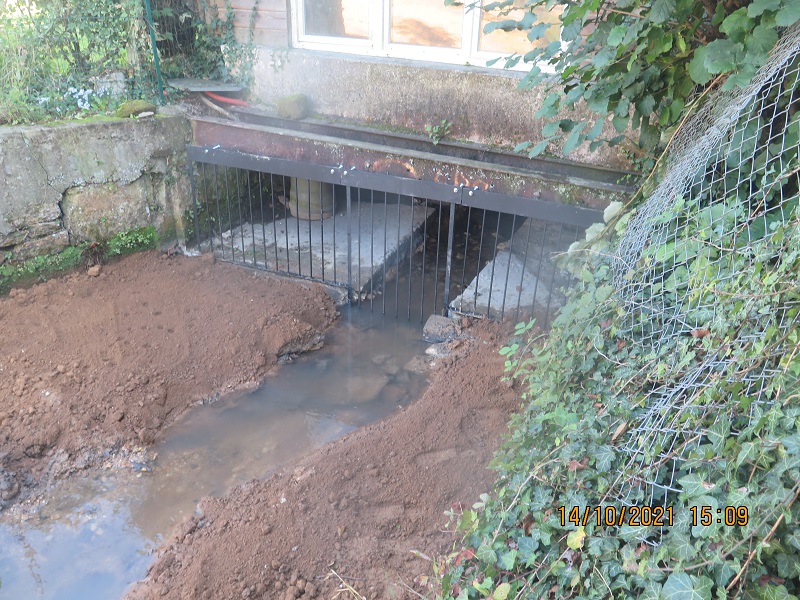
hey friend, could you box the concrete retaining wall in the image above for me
[250,49,631,169]
[0,109,191,263]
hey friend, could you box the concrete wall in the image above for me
[0,109,191,262]
[249,49,631,169]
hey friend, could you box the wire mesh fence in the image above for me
[610,23,800,515]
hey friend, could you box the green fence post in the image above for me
[143,0,165,103]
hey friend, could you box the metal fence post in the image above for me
[442,201,456,315]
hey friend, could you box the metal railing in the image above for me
[187,145,603,325]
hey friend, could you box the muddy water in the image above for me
[0,309,429,599]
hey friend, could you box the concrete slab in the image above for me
[213,200,433,292]
[449,250,551,320]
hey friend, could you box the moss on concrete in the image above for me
[276,94,309,120]
[115,100,157,118]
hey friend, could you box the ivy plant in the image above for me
[462,0,800,169]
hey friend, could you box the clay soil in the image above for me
[1,249,519,600]
[0,251,338,509]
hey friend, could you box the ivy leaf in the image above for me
[517,536,539,565]
[661,573,712,600]
[594,446,615,472]
[493,582,511,600]
[566,526,587,550]
[527,137,557,158]
[720,9,753,40]
[677,473,713,498]
[776,3,800,26]
[650,0,676,24]
[477,542,498,564]
[498,549,518,571]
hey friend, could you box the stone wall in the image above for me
[0,109,191,263]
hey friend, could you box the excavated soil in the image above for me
[0,251,337,509]
[126,321,517,600]
[1,249,519,600]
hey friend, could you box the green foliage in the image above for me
[105,226,158,257]
[486,0,800,169]
[0,0,258,124]
[426,119,453,145]
[437,71,800,599]
[0,246,83,294]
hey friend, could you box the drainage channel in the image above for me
[0,308,430,599]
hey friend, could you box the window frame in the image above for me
[290,0,540,71]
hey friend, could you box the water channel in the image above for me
[0,308,430,599]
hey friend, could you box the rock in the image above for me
[136,111,155,119]
[275,94,310,120]
[115,99,157,119]
[422,314,461,343]
[424,342,451,358]
[404,355,431,374]
[87,264,102,277]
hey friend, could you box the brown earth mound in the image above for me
[126,322,517,600]
[0,251,337,509]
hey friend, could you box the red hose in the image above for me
[203,91,248,106]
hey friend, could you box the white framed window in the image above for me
[291,0,562,69]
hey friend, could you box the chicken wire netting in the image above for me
[609,23,800,510]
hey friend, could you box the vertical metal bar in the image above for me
[443,201,456,316]
[357,188,362,305]
[515,218,533,323]
[202,162,214,253]
[433,203,442,317]
[223,167,235,261]
[459,206,472,313]
[346,185,353,300]
[143,0,165,102]
[258,172,267,265]
[213,165,225,260]
[270,174,279,269]
[395,195,401,317]
[544,223,565,328]
[320,181,325,281]
[485,213,501,319]
[370,189,375,312]
[531,221,548,318]
[246,172,256,266]
[236,170,246,264]
[500,214,517,321]
[383,193,388,315]
[296,179,302,276]
[188,161,201,249]
[283,176,290,273]
[420,199,428,324]
[407,199,414,321]
[474,210,487,313]
[332,183,338,284]
[307,178,312,279]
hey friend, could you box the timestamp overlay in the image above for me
[558,505,750,528]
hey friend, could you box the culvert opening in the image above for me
[186,146,596,326]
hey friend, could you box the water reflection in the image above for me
[0,308,428,599]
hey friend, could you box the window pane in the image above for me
[390,0,463,48]
[479,4,562,54]
[304,0,369,39]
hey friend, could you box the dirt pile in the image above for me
[126,322,517,600]
[0,251,337,510]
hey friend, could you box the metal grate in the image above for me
[186,146,599,326]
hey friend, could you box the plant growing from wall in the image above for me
[426,119,453,145]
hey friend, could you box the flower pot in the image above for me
[287,178,336,221]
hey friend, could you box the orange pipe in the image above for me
[203,90,248,106]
